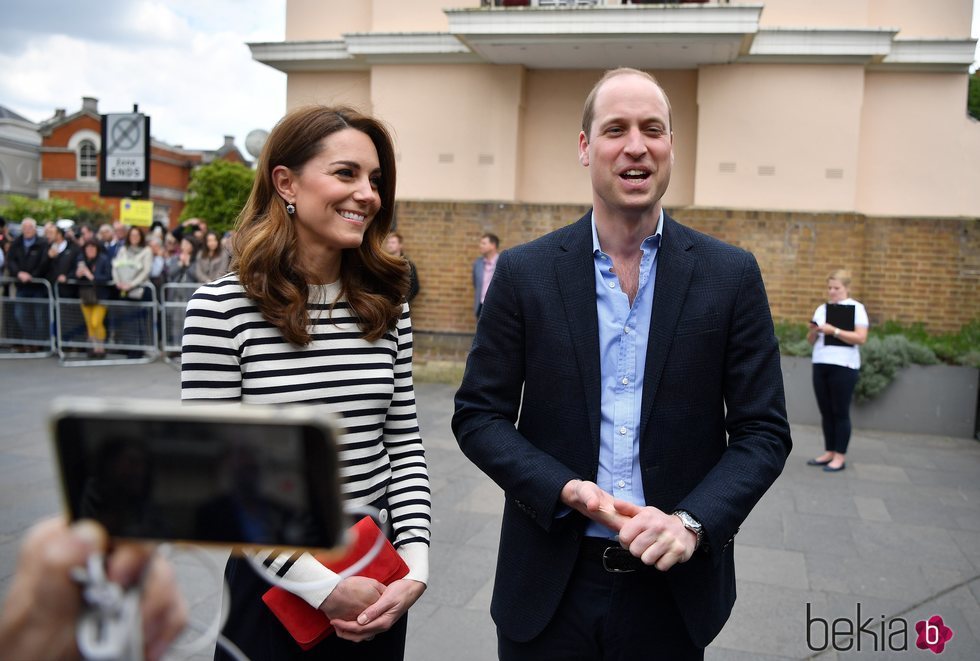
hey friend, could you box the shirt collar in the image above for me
[591,208,663,256]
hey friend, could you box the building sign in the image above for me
[119,199,154,227]
[100,111,150,199]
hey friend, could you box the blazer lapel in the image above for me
[555,213,602,456]
[639,214,695,439]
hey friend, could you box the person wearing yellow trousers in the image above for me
[74,240,112,357]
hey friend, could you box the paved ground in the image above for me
[1,358,978,660]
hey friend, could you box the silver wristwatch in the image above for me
[673,510,704,551]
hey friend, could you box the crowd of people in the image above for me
[0,216,235,356]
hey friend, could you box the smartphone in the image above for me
[49,398,346,551]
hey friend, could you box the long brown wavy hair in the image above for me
[231,105,408,346]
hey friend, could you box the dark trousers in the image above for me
[13,284,49,342]
[812,363,860,454]
[498,538,703,661]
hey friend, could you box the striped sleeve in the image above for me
[385,304,431,584]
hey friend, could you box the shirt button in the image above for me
[608,282,616,288]
[624,327,631,334]
[617,480,626,489]
[621,377,629,385]
[619,426,627,435]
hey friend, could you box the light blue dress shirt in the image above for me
[585,210,662,539]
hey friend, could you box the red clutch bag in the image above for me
[261,516,409,650]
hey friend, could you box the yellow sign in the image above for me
[119,199,154,227]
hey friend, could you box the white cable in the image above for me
[156,543,231,658]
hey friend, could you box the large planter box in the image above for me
[781,356,978,439]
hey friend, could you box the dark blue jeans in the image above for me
[13,283,50,344]
[812,363,860,454]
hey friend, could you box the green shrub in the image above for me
[855,335,938,403]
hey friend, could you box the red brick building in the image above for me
[39,97,247,228]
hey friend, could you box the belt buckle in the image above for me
[601,545,637,573]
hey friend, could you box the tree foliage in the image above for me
[0,194,78,223]
[970,73,980,121]
[179,160,254,233]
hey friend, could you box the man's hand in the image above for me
[613,501,697,571]
[319,576,385,622]
[560,479,630,533]
[330,578,426,642]
[16,271,32,283]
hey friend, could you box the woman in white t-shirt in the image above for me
[805,269,869,472]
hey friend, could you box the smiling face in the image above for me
[579,73,673,222]
[275,128,382,268]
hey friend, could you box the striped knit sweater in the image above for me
[181,274,430,608]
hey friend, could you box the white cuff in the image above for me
[398,543,429,586]
[282,552,342,610]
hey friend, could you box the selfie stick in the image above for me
[72,553,144,661]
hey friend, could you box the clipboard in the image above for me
[824,304,855,346]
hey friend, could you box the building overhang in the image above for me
[445,4,763,69]
[248,4,978,74]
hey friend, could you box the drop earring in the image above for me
[286,202,296,215]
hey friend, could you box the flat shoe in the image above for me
[823,463,846,472]
[806,458,832,466]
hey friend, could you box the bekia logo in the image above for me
[806,603,955,654]
[915,615,954,655]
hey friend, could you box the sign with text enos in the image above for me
[105,113,147,182]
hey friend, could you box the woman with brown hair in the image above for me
[181,106,429,660]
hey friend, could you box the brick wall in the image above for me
[395,201,979,349]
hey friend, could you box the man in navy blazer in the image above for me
[453,68,792,659]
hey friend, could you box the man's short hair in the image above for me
[482,233,500,248]
[581,67,673,138]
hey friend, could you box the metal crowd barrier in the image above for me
[56,280,160,367]
[1,276,205,367]
[160,282,201,367]
[0,276,56,358]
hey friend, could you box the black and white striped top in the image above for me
[181,274,430,607]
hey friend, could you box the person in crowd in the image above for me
[383,231,419,303]
[147,236,168,293]
[194,231,230,284]
[113,226,153,302]
[5,217,50,350]
[42,221,58,245]
[97,224,119,259]
[44,225,79,292]
[74,223,95,248]
[165,236,200,286]
[220,230,236,259]
[75,239,113,357]
[163,232,179,258]
[181,105,430,660]
[452,68,792,660]
[0,518,187,660]
[471,232,499,319]
[806,269,869,472]
[112,226,154,354]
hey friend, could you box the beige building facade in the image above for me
[252,0,979,218]
[250,1,979,337]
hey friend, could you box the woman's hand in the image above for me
[329,578,426,642]
[318,576,384,622]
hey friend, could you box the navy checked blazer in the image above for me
[452,211,792,647]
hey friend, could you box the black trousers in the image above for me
[812,363,860,454]
[498,538,703,661]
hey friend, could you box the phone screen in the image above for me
[53,413,344,549]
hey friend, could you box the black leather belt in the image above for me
[580,537,647,573]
